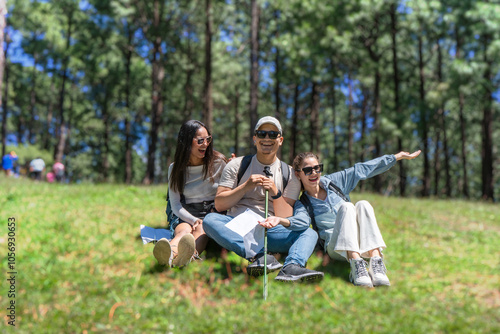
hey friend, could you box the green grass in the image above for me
[1,176,499,333]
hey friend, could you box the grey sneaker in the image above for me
[274,264,324,283]
[247,253,283,277]
[172,234,196,268]
[153,238,172,266]
[349,258,373,287]
[369,256,390,286]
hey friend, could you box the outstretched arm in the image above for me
[394,150,421,161]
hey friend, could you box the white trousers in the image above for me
[326,200,386,261]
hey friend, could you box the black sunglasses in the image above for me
[255,130,281,139]
[297,164,323,176]
[195,136,212,145]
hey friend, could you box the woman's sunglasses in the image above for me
[255,130,281,139]
[195,136,212,145]
[297,164,323,176]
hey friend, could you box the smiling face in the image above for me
[297,156,322,191]
[190,126,210,165]
[253,123,283,157]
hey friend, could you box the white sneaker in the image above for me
[369,256,390,286]
[349,258,373,288]
[172,234,196,268]
[153,238,172,266]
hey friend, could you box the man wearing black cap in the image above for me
[203,116,324,282]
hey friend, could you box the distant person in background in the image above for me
[30,157,46,181]
[53,162,65,182]
[289,150,421,288]
[153,120,227,268]
[46,171,56,183]
[2,151,18,176]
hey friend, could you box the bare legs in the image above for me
[171,222,209,255]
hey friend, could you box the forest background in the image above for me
[0,0,499,201]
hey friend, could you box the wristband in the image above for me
[271,190,282,200]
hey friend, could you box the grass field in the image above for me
[1,176,499,333]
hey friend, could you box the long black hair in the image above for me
[169,120,224,193]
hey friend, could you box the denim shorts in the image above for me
[166,200,219,235]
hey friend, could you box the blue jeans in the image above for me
[203,213,318,267]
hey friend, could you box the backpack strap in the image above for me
[237,155,254,185]
[299,192,317,231]
[280,161,289,190]
[327,182,350,203]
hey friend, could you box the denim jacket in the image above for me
[288,155,397,244]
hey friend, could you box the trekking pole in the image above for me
[263,166,273,300]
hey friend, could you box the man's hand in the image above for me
[395,150,421,161]
[244,175,278,196]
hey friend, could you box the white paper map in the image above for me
[226,209,266,258]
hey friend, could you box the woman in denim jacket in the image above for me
[154,120,226,268]
[289,150,420,287]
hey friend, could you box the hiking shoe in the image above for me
[172,234,196,268]
[274,264,324,283]
[153,238,172,266]
[349,258,373,287]
[246,253,283,277]
[369,256,390,287]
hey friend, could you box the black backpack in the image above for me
[299,181,349,248]
[237,155,290,190]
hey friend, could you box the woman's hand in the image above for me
[258,216,290,228]
[192,219,203,230]
[395,150,421,161]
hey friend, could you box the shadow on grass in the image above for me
[313,251,351,283]
[138,230,350,283]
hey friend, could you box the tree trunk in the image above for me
[54,10,73,163]
[43,76,55,150]
[249,0,260,138]
[436,39,451,197]
[455,26,469,198]
[1,35,9,158]
[347,75,354,166]
[202,0,213,130]
[124,28,133,184]
[274,10,280,120]
[481,34,494,200]
[0,1,7,158]
[144,39,165,184]
[433,126,441,196]
[28,53,37,144]
[372,68,382,192]
[143,0,165,184]
[310,81,320,153]
[418,34,430,197]
[102,90,110,182]
[289,84,299,163]
[390,3,405,196]
[330,58,338,170]
[233,86,240,156]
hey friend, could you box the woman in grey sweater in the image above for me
[154,120,226,268]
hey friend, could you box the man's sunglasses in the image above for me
[255,130,281,139]
[297,164,323,176]
[195,136,212,145]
